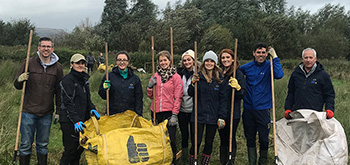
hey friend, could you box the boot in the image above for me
[37,154,47,165]
[258,150,268,165]
[181,148,189,164]
[189,155,195,165]
[248,147,257,165]
[201,154,210,165]
[19,154,31,165]
[220,146,228,165]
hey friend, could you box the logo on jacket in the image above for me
[311,79,317,84]
[129,83,134,89]
[127,135,149,163]
[214,85,219,91]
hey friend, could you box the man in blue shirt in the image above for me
[239,43,284,165]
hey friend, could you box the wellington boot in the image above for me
[248,147,257,165]
[37,154,47,165]
[19,154,31,165]
[258,150,268,165]
[181,148,189,164]
[189,155,195,165]
[201,154,210,165]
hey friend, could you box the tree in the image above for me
[199,24,233,54]
[0,19,35,46]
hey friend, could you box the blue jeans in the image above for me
[19,112,52,156]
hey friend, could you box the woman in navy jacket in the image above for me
[188,50,228,165]
[98,51,143,116]
[218,49,246,164]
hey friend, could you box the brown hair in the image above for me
[157,50,172,65]
[219,49,240,78]
[199,62,223,84]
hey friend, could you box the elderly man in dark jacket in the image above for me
[284,48,335,119]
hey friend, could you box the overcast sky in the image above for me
[0,0,349,32]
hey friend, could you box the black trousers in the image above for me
[178,111,191,148]
[219,118,240,149]
[152,111,177,161]
[59,122,84,165]
[190,123,217,155]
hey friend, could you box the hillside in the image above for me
[35,27,67,38]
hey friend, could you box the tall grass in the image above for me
[0,59,349,164]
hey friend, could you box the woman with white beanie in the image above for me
[188,50,229,165]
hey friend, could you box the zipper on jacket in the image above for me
[160,83,163,112]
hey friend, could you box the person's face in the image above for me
[116,54,129,71]
[204,59,215,70]
[253,47,268,64]
[182,55,194,70]
[70,60,86,72]
[159,55,171,69]
[221,52,234,68]
[38,41,54,58]
[100,53,103,57]
[302,50,317,71]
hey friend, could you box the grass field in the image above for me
[0,59,349,164]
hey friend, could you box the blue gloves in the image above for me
[74,121,86,134]
[90,109,100,120]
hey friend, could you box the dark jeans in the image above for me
[178,111,191,148]
[59,122,84,165]
[219,118,240,149]
[152,111,177,161]
[242,109,270,150]
[87,63,94,73]
[190,123,217,155]
[19,112,52,156]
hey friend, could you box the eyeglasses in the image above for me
[256,51,266,54]
[40,45,52,49]
[116,59,129,63]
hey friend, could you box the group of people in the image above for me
[14,37,335,165]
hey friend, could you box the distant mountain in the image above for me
[35,28,67,38]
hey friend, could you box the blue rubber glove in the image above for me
[90,109,100,120]
[74,121,86,134]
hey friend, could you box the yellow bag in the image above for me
[80,110,173,165]
[97,64,115,73]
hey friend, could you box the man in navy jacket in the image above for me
[240,43,284,165]
[284,48,335,119]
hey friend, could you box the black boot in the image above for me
[181,147,189,164]
[258,150,268,165]
[37,154,47,165]
[220,146,228,165]
[19,155,31,165]
[248,147,257,165]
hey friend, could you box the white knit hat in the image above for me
[202,50,218,64]
[181,49,195,60]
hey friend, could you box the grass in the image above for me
[0,59,349,164]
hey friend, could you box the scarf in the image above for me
[157,65,176,83]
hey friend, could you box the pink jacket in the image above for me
[147,73,183,114]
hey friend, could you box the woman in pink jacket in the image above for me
[147,50,183,164]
